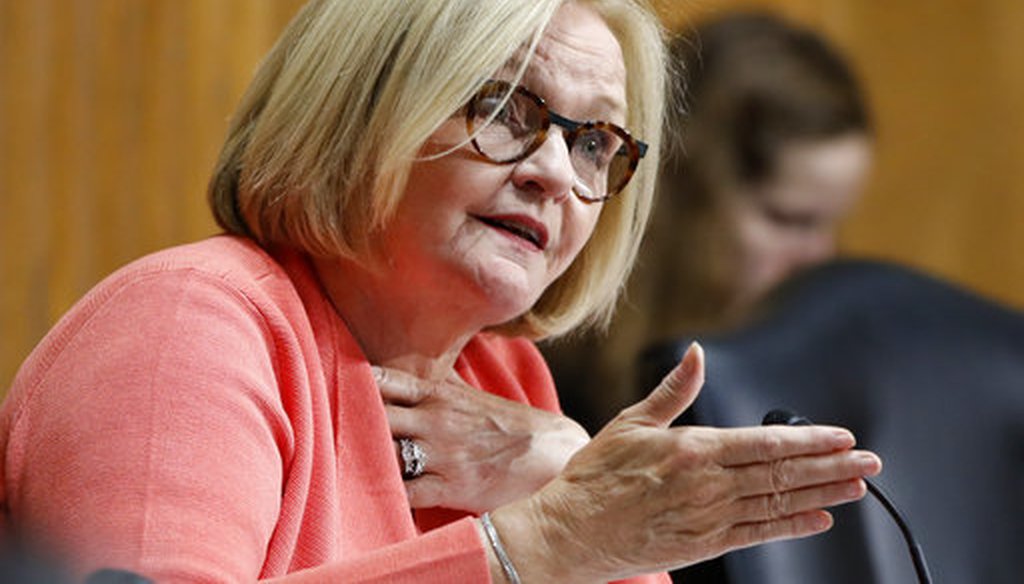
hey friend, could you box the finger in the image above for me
[725,510,834,551]
[444,368,475,389]
[618,341,705,428]
[385,403,421,437]
[730,450,882,498]
[731,479,867,524]
[403,474,449,509]
[714,425,859,467]
[373,366,434,405]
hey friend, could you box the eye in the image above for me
[574,128,618,166]
[477,95,532,138]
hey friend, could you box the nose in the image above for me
[510,129,577,202]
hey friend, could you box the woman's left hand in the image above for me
[375,366,590,513]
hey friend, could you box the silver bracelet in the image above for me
[480,512,522,584]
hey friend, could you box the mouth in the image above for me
[474,213,549,251]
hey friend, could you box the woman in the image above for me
[0,1,880,582]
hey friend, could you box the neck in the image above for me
[310,255,482,380]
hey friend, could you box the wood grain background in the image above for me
[3,0,1022,389]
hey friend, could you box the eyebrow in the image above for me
[583,90,627,122]
[494,76,627,124]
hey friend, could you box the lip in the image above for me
[473,213,550,251]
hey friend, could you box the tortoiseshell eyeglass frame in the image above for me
[465,79,648,203]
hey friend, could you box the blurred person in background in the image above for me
[545,10,875,432]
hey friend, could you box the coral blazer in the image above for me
[0,235,667,584]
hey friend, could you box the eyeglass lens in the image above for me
[468,82,640,202]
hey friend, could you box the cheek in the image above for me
[404,158,472,212]
[729,216,793,287]
[399,154,506,232]
[726,211,770,264]
[556,204,603,268]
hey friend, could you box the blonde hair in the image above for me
[208,0,667,339]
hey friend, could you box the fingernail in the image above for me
[813,512,833,532]
[856,452,881,474]
[830,429,855,448]
[680,341,703,376]
[846,480,866,498]
[370,366,385,383]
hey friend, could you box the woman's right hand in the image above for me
[377,365,589,513]
[488,342,882,584]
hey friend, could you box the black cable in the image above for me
[762,409,933,584]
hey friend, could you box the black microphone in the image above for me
[762,409,933,584]
[85,569,154,584]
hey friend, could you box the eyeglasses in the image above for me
[465,79,648,203]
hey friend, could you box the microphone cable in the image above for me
[763,409,933,584]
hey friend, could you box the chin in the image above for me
[483,290,542,326]
[473,276,545,325]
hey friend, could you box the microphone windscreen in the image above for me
[762,408,800,426]
[85,569,153,584]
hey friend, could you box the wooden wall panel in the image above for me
[3,0,1023,389]
[0,0,306,387]
[654,0,826,31]
[832,1,1024,308]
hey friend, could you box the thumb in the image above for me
[619,341,705,428]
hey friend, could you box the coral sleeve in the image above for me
[1,264,489,583]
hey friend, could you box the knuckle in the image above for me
[688,476,724,507]
[764,491,788,520]
[437,411,460,435]
[668,434,703,469]
[670,447,703,472]
[768,458,793,491]
[757,432,785,460]
[420,380,441,400]
[753,519,779,542]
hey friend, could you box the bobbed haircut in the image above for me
[665,11,871,196]
[208,0,667,339]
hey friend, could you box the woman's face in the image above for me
[713,132,873,312]
[377,3,627,327]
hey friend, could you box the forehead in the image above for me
[507,3,627,119]
[747,134,872,215]
[774,136,871,195]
